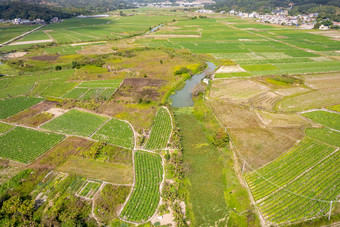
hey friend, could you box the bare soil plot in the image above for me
[276,88,340,112]
[30,55,59,61]
[209,100,260,129]
[6,100,57,127]
[210,79,270,103]
[255,110,312,128]
[230,127,305,169]
[215,65,246,73]
[3,52,27,59]
[245,91,281,110]
[113,78,166,103]
[274,87,311,96]
[29,137,92,170]
[303,72,340,89]
[57,156,133,184]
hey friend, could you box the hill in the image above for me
[206,0,340,21]
[0,0,134,20]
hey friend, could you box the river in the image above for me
[170,62,216,107]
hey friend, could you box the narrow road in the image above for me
[0,24,46,47]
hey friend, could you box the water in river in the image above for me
[170,62,216,107]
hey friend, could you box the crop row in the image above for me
[0,127,64,164]
[258,150,340,224]
[145,107,172,150]
[245,138,335,201]
[120,151,163,223]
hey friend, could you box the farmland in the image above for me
[0,6,340,226]
[245,138,339,224]
[92,118,134,149]
[0,97,43,119]
[145,107,172,150]
[120,151,163,223]
[302,110,340,130]
[41,109,108,137]
[0,127,64,163]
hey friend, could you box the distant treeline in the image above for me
[0,0,135,21]
[206,0,340,21]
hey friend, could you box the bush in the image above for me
[213,129,229,148]
[55,65,62,71]
[174,67,192,76]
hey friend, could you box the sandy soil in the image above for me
[46,108,68,117]
[215,65,246,73]
[4,52,27,59]
[151,213,175,226]
[9,39,53,45]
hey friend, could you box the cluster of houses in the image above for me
[226,9,340,30]
[0,17,63,25]
[134,0,215,8]
[227,9,319,29]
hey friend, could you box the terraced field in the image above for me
[144,107,172,150]
[302,110,340,130]
[245,138,339,224]
[120,151,163,223]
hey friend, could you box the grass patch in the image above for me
[41,109,108,137]
[57,156,133,184]
[0,122,14,134]
[327,104,340,113]
[302,111,340,131]
[241,64,279,71]
[215,72,253,78]
[306,128,340,147]
[0,127,64,164]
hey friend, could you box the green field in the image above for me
[302,110,340,130]
[245,138,339,224]
[62,79,122,100]
[0,24,38,43]
[0,127,64,163]
[19,15,184,44]
[41,109,108,137]
[145,107,172,150]
[306,128,340,147]
[0,97,43,119]
[142,17,340,76]
[0,122,14,133]
[120,151,163,223]
[92,118,134,149]
[78,181,102,198]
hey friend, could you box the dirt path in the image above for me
[9,39,53,46]
[0,24,45,47]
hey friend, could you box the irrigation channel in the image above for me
[170,62,216,107]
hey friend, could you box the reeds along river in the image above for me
[170,62,216,107]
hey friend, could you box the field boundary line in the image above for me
[89,117,111,138]
[117,150,136,218]
[255,147,339,204]
[0,24,46,47]
[0,125,16,136]
[61,82,81,98]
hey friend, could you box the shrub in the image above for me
[213,129,229,148]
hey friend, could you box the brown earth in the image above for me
[30,54,59,61]
[29,137,92,170]
[6,100,57,127]
[113,78,166,103]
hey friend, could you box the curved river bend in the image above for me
[170,62,216,107]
